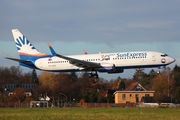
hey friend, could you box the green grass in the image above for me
[0,107,180,120]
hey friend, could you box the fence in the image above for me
[1,102,180,108]
[0,102,30,108]
[0,102,137,108]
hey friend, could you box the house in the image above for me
[114,82,155,104]
[3,84,38,96]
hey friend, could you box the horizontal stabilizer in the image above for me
[6,57,36,69]
[6,57,31,63]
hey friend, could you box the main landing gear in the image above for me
[87,71,99,78]
[87,71,99,83]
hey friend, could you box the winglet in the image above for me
[83,50,87,54]
[47,43,56,56]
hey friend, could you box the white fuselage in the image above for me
[10,29,175,75]
[34,51,175,72]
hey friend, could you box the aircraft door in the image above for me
[152,54,156,61]
[39,60,43,68]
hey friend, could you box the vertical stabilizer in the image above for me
[12,29,48,58]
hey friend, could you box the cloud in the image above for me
[127,21,175,29]
[1,1,180,52]
[1,0,180,45]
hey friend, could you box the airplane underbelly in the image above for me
[116,58,150,68]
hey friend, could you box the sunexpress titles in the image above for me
[116,52,147,58]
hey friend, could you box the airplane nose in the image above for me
[169,57,175,64]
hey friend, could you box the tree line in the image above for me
[0,65,180,104]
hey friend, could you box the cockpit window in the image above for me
[161,54,168,57]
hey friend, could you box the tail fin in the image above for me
[12,29,48,58]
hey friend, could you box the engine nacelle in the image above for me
[98,63,116,72]
[107,68,124,74]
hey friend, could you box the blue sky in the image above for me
[0,0,180,80]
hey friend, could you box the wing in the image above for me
[56,54,99,68]
[47,43,100,69]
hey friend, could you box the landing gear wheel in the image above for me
[88,73,93,78]
[87,72,99,78]
[87,72,99,83]
[94,73,98,79]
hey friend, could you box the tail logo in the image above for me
[15,36,36,51]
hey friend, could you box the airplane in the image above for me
[6,29,175,78]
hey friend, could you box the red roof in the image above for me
[124,82,146,91]
[124,82,138,91]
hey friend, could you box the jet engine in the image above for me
[98,63,116,72]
